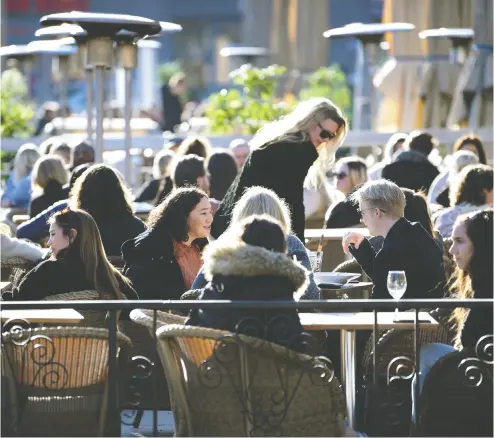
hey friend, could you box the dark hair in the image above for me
[240,216,287,253]
[402,188,434,236]
[147,187,208,243]
[453,134,487,164]
[450,209,493,343]
[177,136,211,159]
[172,154,206,188]
[452,164,493,206]
[406,131,437,156]
[68,163,92,194]
[207,150,237,200]
[69,164,134,222]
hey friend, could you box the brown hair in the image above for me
[450,164,493,206]
[453,134,487,164]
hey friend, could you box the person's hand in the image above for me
[342,231,365,255]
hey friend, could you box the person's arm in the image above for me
[1,234,45,262]
[191,267,208,290]
[348,238,377,279]
[9,176,32,208]
[16,200,68,242]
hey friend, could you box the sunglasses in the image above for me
[357,207,386,217]
[333,172,348,180]
[319,123,337,140]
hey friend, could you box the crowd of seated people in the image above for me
[0,126,492,437]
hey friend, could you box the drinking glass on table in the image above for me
[387,271,407,321]
[307,250,323,273]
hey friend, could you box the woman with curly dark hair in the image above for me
[69,164,146,255]
[433,164,493,237]
[122,187,212,300]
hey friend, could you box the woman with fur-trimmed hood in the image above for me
[186,215,308,349]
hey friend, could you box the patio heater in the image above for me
[39,12,162,165]
[0,45,37,99]
[34,24,94,140]
[219,45,270,73]
[324,23,414,130]
[419,28,475,65]
[26,40,77,134]
[114,21,182,181]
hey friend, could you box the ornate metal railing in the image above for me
[1,298,492,437]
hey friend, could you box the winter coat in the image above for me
[29,180,68,218]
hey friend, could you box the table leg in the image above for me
[340,329,356,428]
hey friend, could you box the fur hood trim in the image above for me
[203,242,309,300]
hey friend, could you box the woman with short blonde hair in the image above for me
[29,155,69,218]
[212,98,348,240]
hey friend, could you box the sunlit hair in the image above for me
[231,186,292,235]
[13,143,40,182]
[383,133,407,161]
[229,138,250,151]
[176,135,212,159]
[350,179,406,218]
[147,187,208,245]
[453,133,487,164]
[169,72,185,88]
[31,155,68,194]
[39,136,62,155]
[335,156,367,191]
[448,150,479,184]
[449,209,493,347]
[51,141,71,165]
[450,164,493,207]
[153,149,175,179]
[401,188,433,236]
[69,164,134,222]
[49,209,130,299]
[249,98,348,188]
[207,150,237,201]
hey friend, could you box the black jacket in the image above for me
[161,85,182,132]
[349,218,446,300]
[95,214,146,257]
[325,197,361,229]
[154,176,173,206]
[211,136,319,241]
[29,180,68,218]
[186,241,308,350]
[134,178,161,203]
[382,150,439,194]
[8,256,138,303]
[122,228,207,301]
[461,276,493,350]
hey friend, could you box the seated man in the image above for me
[342,180,445,300]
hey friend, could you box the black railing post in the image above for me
[153,309,158,437]
[413,307,421,427]
[107,310,119,436]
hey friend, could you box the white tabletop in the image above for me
[305,228,370,240]
[1,309,84,324]
[300,311,438,331]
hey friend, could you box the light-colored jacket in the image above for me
[1,233,46,263]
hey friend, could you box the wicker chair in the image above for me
[121,310,185,416]
[0,257,37,284]
[358,308,456,436]
[156,324,347,437]
[41,290,109,328]
[412,348,493,437]
[1,326,131,437]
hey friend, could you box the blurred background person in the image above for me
[176,135,212,159]
[229,138,251,170]
[69,140,95,172]
[161,72,187,133]
[33,101,59,137]
[50,141,72,166]
[29,155,68,218]
[452,133,487,165]
[382,131,440,194]
[134,149,175,203]
[206,150,238,202]
[434,164,493,238]
[1,144,40,209]
[325,156,368,228]
[428,150,479,208]
[368,133,407,181]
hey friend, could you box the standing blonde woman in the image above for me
[211,98,348,240]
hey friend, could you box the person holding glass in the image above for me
[342,180,446,300]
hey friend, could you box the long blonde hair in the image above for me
[231,186,292,235]
[14,143,40,182]
[31,155,68,194]
[249,98,348,188]
[49,209,129,299]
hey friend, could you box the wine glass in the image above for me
[387,271,407,321]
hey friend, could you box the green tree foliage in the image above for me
[299,64,352,122]
[0,67,35,138]
[205,64,292,135]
